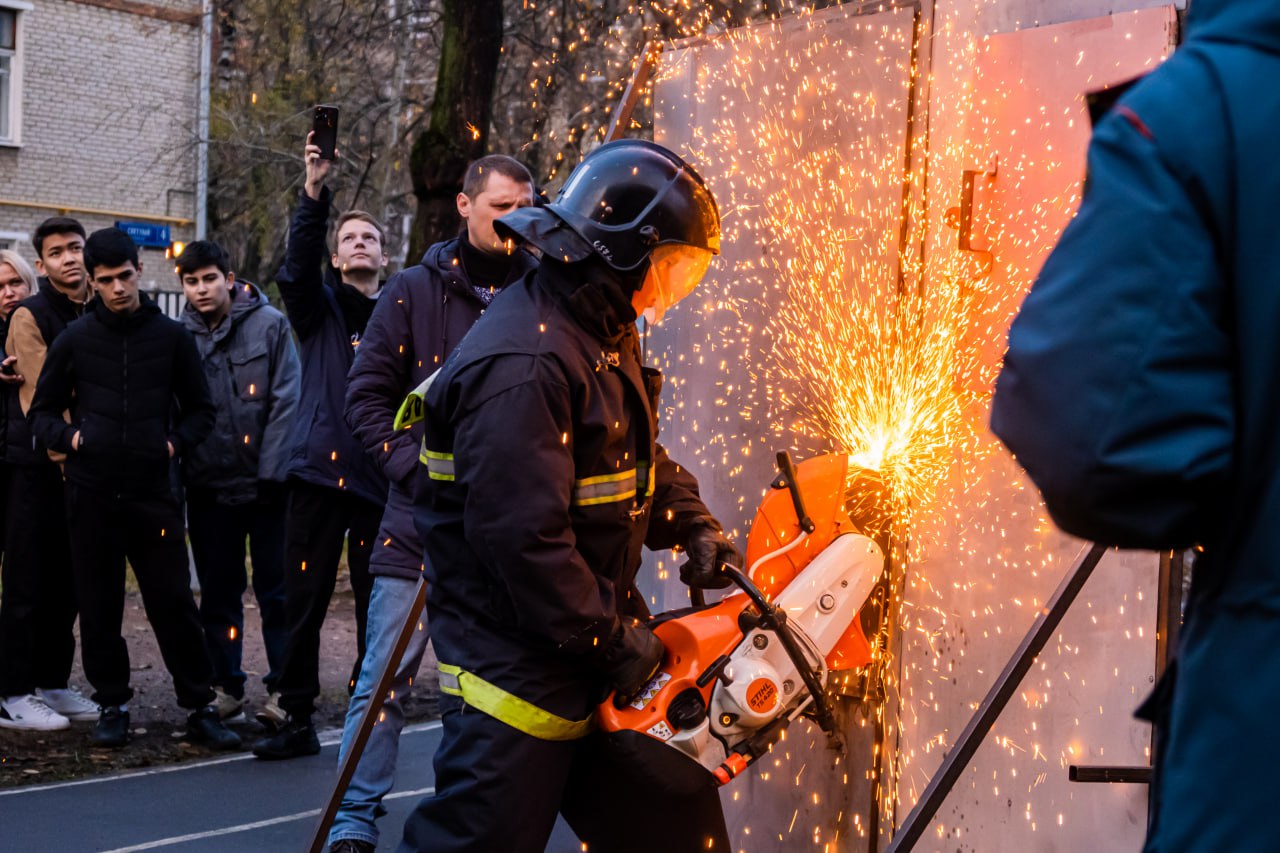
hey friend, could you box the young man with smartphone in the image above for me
[27,227,238,750]
[0,218,99,731]
[178,240,300,723]
[253,125,388,759]
[327,154,538,852]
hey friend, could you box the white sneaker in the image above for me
[36,687,100,722]
[255,691,287,731]
[0,694,71,731]
[213,687,246,724]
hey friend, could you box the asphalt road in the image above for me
[0,721,581,852]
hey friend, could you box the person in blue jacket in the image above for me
[991,1,1280,849]
[253,133,388,759]
[331,155,537,852]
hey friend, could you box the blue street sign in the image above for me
[115,221,171,249]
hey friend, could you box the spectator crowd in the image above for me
[0,114,746,853]
[0,130,541,851]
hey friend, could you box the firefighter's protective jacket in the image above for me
[991,1,1280,849]
[414,260,717,725]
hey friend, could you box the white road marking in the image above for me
[0,720,443,797]
[97,786,436,852]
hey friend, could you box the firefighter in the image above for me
[402,140,739,853]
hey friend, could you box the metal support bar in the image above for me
[604,41,662,142]
[307,578,428,853]
[1154,550,1183,680]
[885,543,1108,853]
[1069,765,1152,784]
[195,0,212,238]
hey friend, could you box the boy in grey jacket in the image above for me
[179,240,301,722]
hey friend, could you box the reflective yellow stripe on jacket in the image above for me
[572,462,654,507]
[422,452,655,499]
[420,448,455,481]
[437,663,593,741]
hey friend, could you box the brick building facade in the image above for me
[0,0,199,300]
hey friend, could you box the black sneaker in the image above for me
[187,705,243,750]
[91,706,129,748]
[252,716,320,760]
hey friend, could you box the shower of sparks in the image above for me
[753,145,988,534]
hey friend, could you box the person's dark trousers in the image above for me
[276,478,379,719]
[65,482,216,709]
[0,463,78,697]
[186,487,288,700]
[397,693,731,853]
[0,463,7,564]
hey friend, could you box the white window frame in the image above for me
[0,229,28,251]
[0,0,32,147]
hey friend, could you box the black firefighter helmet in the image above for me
[494,139,721,272]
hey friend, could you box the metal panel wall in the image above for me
[651,5,918,849]
[896,8,1178,852]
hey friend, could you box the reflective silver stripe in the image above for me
[572,468,637,506]
[572,462,654,506]
[421,447,455,481]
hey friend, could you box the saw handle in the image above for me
[687,556,740,608]
[721,565,842,744]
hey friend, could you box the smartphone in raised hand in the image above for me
[312,104,340,161]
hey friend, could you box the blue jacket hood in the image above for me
[1189,0,1280,53]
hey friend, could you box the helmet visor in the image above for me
[642,243,714,323]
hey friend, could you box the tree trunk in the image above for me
[408,0,504,258]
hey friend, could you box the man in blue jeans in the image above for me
[334,154,537,852]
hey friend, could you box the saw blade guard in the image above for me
[745,453,883,670]
[595,452,889,788]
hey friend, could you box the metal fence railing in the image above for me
[148,288,186,320]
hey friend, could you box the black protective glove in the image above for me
[599,618,665,708]
[679,524,743,590]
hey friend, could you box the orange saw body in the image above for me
[597,453,884,788]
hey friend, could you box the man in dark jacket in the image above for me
[990,2,1280,849]
[329,155,536,851]
[402,140,739,852]
[253,132,387,758]
[0,218,99,730]
[28,228,238,751]
[178,240,301,723]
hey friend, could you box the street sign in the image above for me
[115,221,171,249]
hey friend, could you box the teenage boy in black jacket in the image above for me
[28,228,239,750]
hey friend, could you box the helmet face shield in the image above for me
[634,244,714,324]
